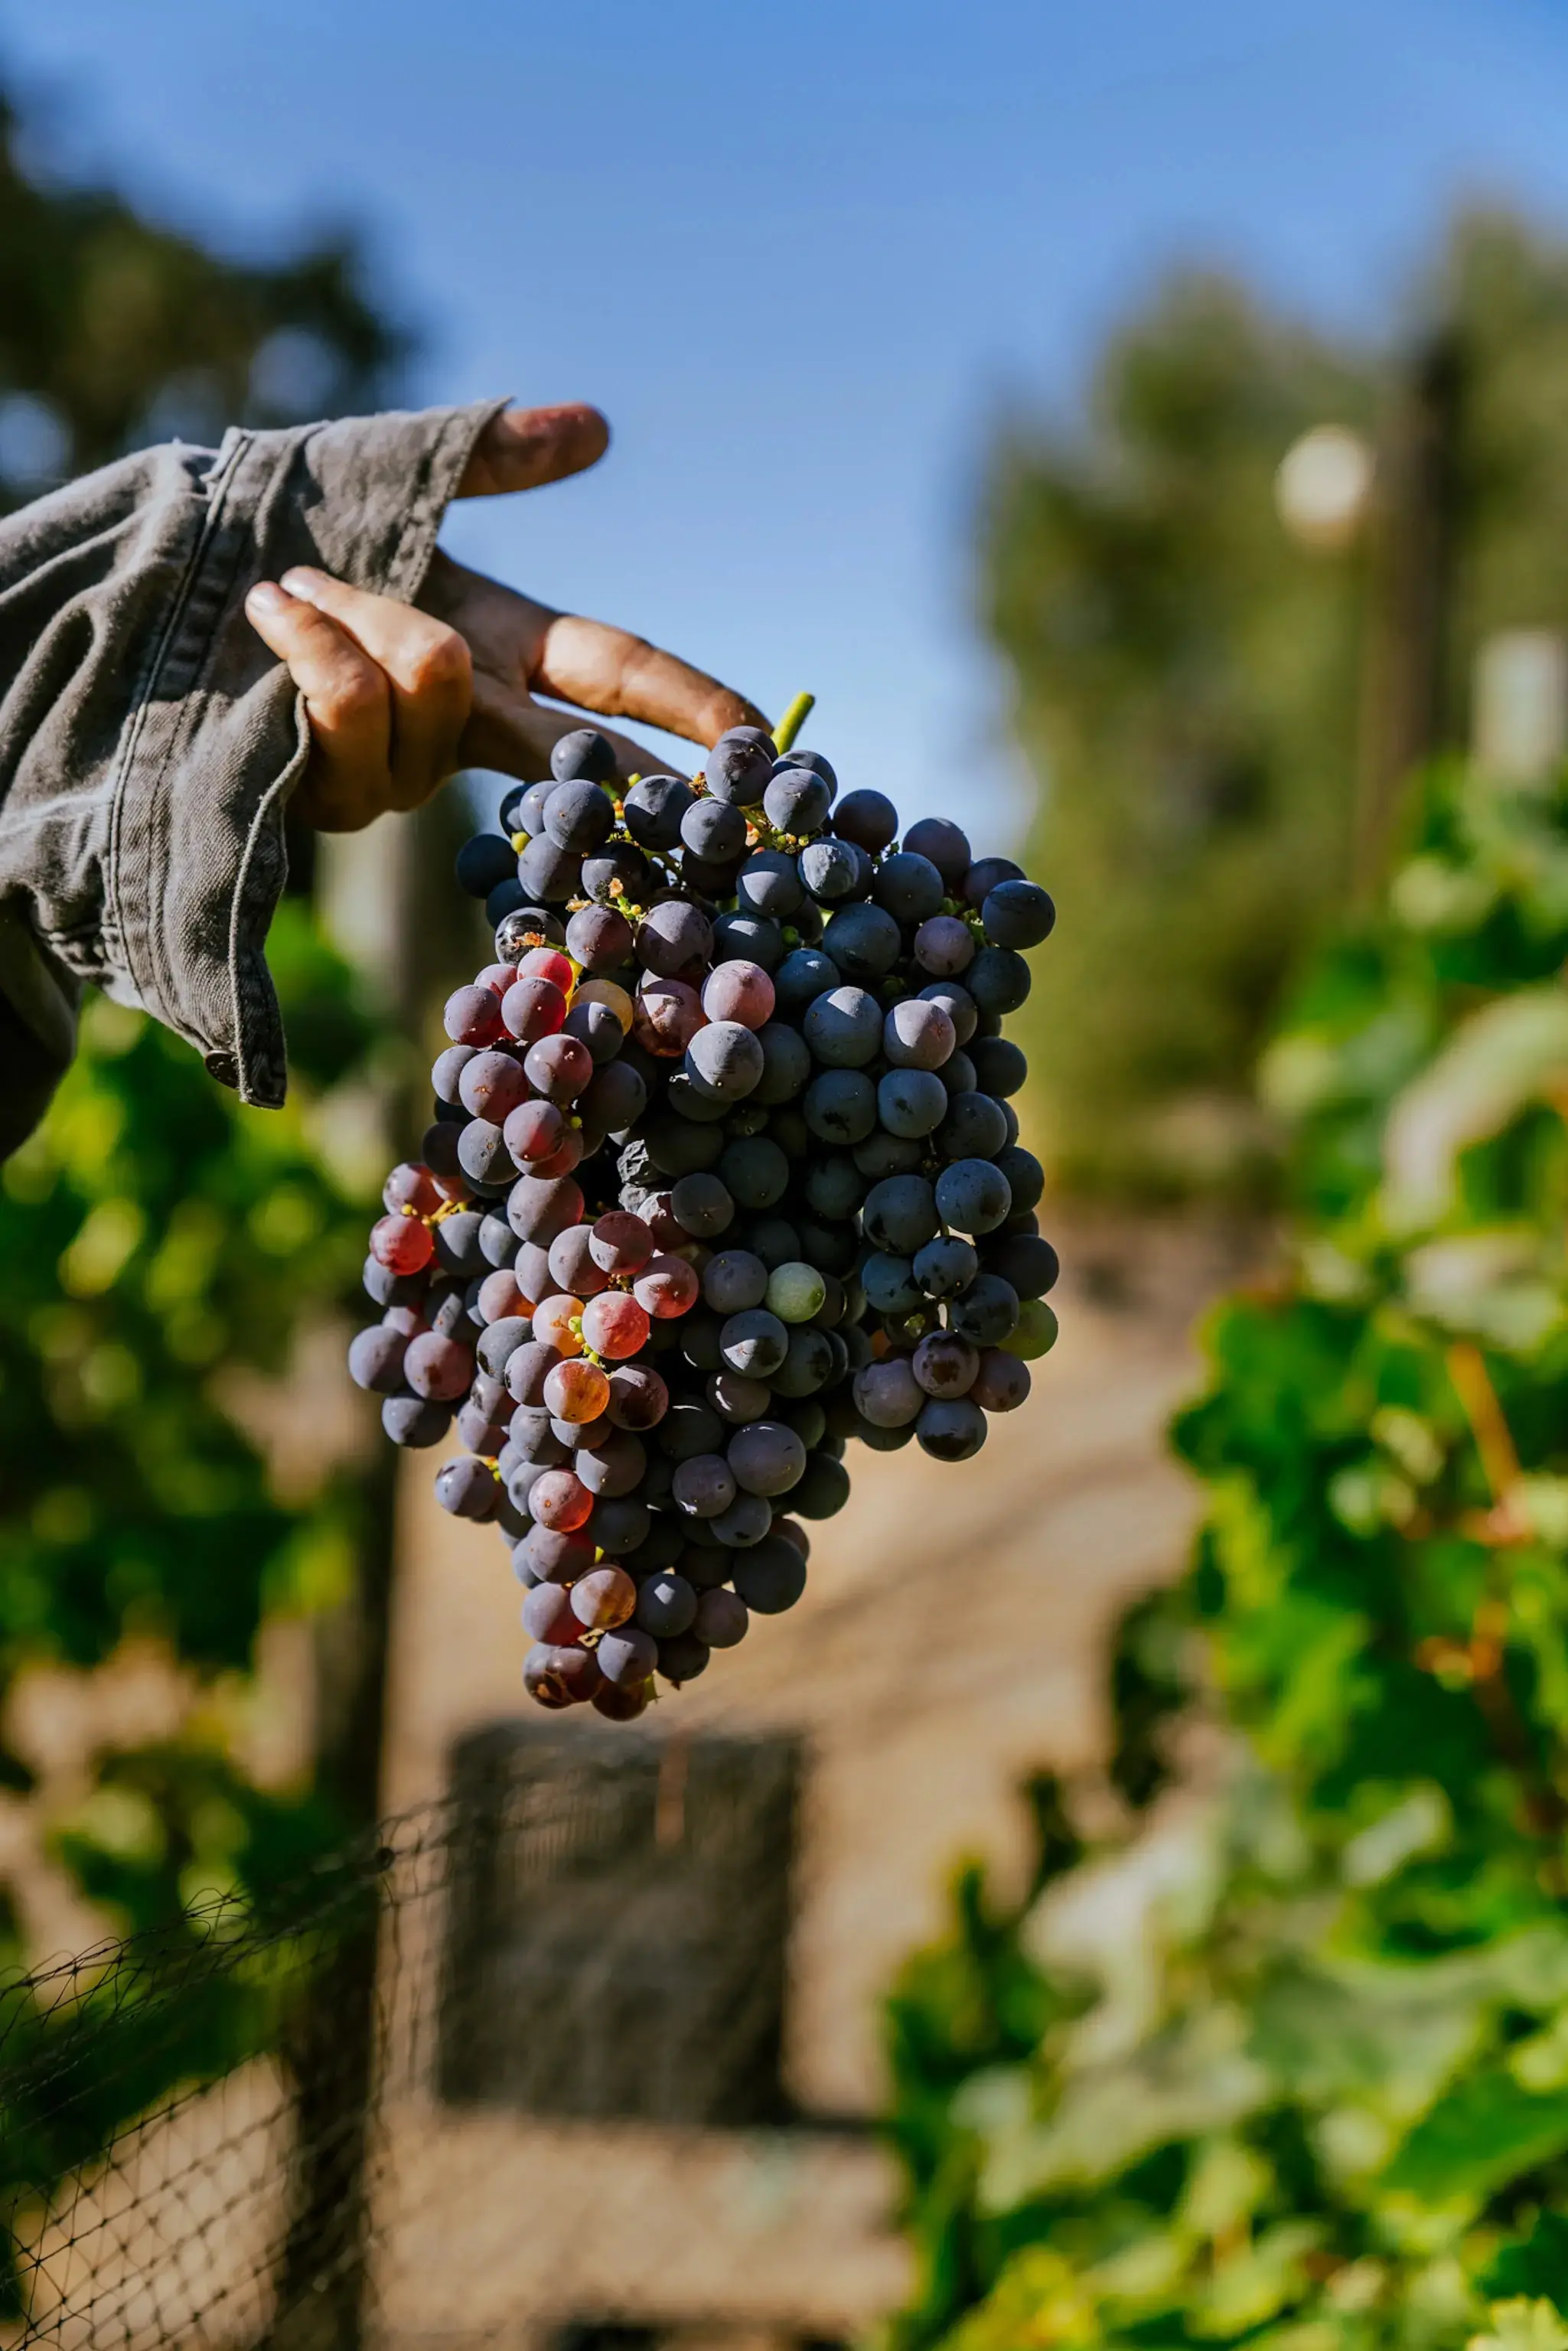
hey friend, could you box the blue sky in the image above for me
[8,0,1568,840]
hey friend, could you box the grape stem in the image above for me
[771,691,816,758]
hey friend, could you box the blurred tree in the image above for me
[990,210,1568,1199]
[0,88,406,502]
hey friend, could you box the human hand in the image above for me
[244,403,768,831]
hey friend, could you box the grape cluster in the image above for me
[347,719,1058,1720]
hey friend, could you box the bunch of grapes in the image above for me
[347,710,1058,1721]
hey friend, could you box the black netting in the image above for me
[0,1725,856,2351]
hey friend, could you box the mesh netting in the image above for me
[0,1723,876,2351]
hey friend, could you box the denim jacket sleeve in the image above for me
[0,396,506,1156]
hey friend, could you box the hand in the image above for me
[244,403,768,831]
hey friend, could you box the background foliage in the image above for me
[884,749,1568,2349]
[992,211,1568,1199]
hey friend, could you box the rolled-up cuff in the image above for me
[109,396,508,1107]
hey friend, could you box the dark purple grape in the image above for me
[967,944,1032,1014]
[435,1456,501,1521]
[788,1452,852,1518]
[879,1068,949,1140]
[519,1524,595,1583]
[729,1420,807,1496]
[591,1495,653,1556]
[695,1588,749,1648]
[768,1325,836,1398]
[545,778,615,854]
[823,901,902,983]
[566,902,634,973]
[494,905,566,959]
[933,1157,1012,1236]
[703,1250,770,1314]
[582,1061,647,1134]
[732,1536,807,1614]
[981,879,1055,949]
[686,1021,764,1101]
[710,1490,774,1547]
[983,1232,1058,1299]
[552,727,618,783]
[773,947,839,1010]
[507,1173,585,1246]
[706,726,774,806]
[382,1395,452,1448]
[636,898,714,979]
[348,1325,409,1394]
[903,817,971,885]
[832,788,898,853]
[961,854,1025,908]
[518,835,583,903]
[456,833,520,900]
[524,1642,602,1704]
[869,846,944,917]
[993,1146,1045,1215]
[681,796,748,862]
[622,773,693,849]
[670,1171,735,1237]
[972,1349,1032,1413]
[719,1309,789,1378]
[673,1453,736,1518]
[752,1022,812,1105]
[800,837,872,904]
[913,1234,980,1299]
[432,1042,478,1104]
[804,985,882,1068]
[915,1394,988,1462]
[763,768,832,836]
[712,910,786,970]
[938,1091,1009,1161]
[486,878,526,926]
[504,1341,563,1408]
[582,842,653,904]
[636,1570,698,1637]
[718,1136,788,1209]
[803,1068,876,1146]
[863,1175,939,1254]
[736,849,804,918]
[656,1631,711,1685]
[598,1622,659,1687]
[804,1157,862,1218]
[949,1273,1020,1347]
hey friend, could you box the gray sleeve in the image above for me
[0,396,507,1155]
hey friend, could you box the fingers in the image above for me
[456,403,610,499]
[533,613,769,749]
[245,581,390,830]
[281,568,472,809]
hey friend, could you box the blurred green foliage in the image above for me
[991,210,1568,1198]
[884,753,1568,2349]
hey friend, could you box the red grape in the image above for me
[533,1293,585,1355]
[580,1292,650,1361]
[500,975,566,1042]
[544,1357,611,1423]
[633,977,706,1057]
[529,1470,595,1532]
[382,1162,442,1216]
[370,1214,435,1275]
[477,1267,526,1324]
[570,1566,637,1631]
[523,1642,601,1703]
[475,960,519,994]
[588,1210,655,1277]
[633,1254,700,1319]
[458,1049,528,1123]
[523,1032,595,1104]
[444,983,505,1045]
[517,946,575,992]
[702,960,775,1030]
[502,1097,566,1166]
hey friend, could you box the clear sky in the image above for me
[8,0,1568,840]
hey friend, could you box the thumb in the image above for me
[457,404,610,498]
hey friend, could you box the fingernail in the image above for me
[246,581,289,615]
[280,566,324,601]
